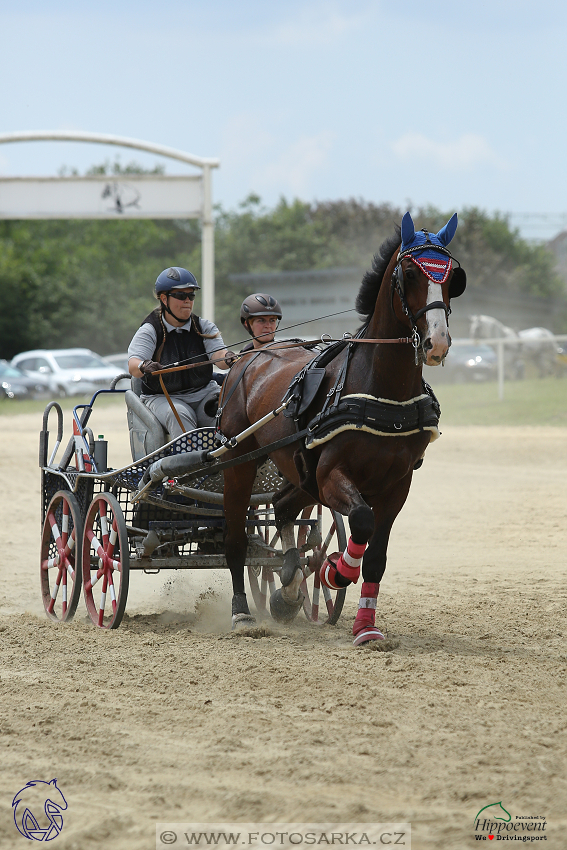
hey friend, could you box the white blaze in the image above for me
[425,281,449,364]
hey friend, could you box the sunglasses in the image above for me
[168,290,196,301]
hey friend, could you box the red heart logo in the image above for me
[489,837,494,841]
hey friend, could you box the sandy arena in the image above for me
[0,403,565,849]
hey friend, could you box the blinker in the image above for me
[449,266,466,299]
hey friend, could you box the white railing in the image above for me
[451,335,567,400]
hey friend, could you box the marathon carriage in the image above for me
[39,374,347,630]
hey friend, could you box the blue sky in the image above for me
[1,0,566,239]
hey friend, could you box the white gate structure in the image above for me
[0,131,219,321]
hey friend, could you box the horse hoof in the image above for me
[353,627,385,646]
[269,587,304,623]
[280,547,301,587]
[232,612,257,631]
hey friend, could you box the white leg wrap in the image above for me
[358,597,377,609]
[343,549,363,568]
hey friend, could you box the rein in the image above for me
[153,334,417,376]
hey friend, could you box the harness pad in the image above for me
[304,393,440,449]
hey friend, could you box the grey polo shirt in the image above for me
[128,315,225,363]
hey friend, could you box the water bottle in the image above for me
[93,435,108,473]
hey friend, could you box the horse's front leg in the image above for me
[317,467,375,592]
[223,462,258,630]
[352,477,413,646]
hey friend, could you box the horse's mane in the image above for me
[355,226,400,321]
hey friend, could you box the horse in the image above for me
[469,314,524,380]
[219,211,467,644]
[518,326,557,377]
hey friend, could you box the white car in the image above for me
[103,353,132,389]
[11,348,122,398]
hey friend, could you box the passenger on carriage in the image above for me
[128,268,236,437]
[239,293,282,351]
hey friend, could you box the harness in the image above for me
[214,325,440,468]
[282,326,440,451]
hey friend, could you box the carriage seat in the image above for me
[125,377,170,462]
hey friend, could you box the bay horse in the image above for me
[220,212,466,644]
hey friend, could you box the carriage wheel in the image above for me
[40,490,83,622]
[82,493,129,629]
[298,506,347,625]
[246,505,347,625]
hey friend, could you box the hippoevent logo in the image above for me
[12,779,68,841]
[474,802,547,841]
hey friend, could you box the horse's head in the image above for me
[392,212,467,366]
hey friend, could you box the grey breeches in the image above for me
[143,387,220,438]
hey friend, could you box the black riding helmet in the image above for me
[240,293,282,336]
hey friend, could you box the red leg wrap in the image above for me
[353,582,384,645]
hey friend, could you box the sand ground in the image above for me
[0,403,565,849]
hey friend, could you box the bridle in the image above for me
[390,231,466,362]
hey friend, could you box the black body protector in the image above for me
[140,309,213,396]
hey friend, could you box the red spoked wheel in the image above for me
[40,490,83,622]
[82,493,129,629]
[247,505,347,625]
[298,506,347,625]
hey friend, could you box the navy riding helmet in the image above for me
[155,267,201,294]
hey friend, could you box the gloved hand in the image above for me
[139,359,164,374]
[224,350,239,367]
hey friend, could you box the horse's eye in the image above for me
[405,267,416,282]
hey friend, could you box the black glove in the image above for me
[224,350,239,367]
[139,359,164,374]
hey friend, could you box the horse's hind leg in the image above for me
[270,485,315,624]
[223,463,258,630]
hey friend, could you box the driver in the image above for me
[240,293,282,351]
[128,267,235,437]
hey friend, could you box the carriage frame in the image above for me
[39,376,346,629]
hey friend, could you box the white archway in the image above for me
[0,131,220,321]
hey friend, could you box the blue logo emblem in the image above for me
[12,779,67,841]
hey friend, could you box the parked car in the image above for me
[103,352,129,374]
[103,353,131,389]
[556,341,567,377]
[439,343,497,382]
[11,349,122,397]
[0,360,51,400]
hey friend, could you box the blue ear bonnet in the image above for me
[397,211,466,297]
[400,211,458,254]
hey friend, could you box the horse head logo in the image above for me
[12,778,68,841]
[474,801,512,823]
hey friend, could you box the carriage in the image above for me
[39,374,347,630]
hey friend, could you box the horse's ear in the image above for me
[401,212,415,247]
[449,266,466,298]
[436,213,458,247]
